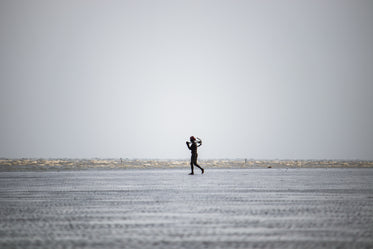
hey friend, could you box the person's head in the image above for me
[190,136,196,142]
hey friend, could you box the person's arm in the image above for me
[186,141,191,150]
[197,138,202,147]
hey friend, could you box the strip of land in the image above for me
[0,158,372,171]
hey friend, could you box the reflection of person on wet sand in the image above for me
[186,136,204,175]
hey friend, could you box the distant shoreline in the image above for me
[0,158,372,171]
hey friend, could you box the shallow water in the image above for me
[0,168,372,249]
[1,158,372,171]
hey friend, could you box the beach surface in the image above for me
[0,168,372,249]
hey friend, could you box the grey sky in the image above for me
[1,0,372,159]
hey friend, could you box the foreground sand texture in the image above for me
[0,169,372,249]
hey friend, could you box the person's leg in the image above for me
[193,154,204,174]
[189,156,194,175]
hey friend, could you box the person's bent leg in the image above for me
[192,154,204,174]
[194,163,204,174]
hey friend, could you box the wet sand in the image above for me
[0,168,372,249]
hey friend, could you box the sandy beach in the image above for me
[0,168,372,249]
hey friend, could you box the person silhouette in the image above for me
[186,136,204,175]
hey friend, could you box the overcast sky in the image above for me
[1,0,372,159]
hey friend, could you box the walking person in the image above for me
[186,136,204,175]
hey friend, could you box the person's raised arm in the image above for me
[197,138,202,147]
[186,141,191,150]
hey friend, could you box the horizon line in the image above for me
[1,157,372,162]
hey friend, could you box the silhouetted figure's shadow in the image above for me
[186,136,204,175]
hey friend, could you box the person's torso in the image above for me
[191,143,197,154]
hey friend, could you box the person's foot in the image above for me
[189,172,194,175]
[201,168,204,174]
